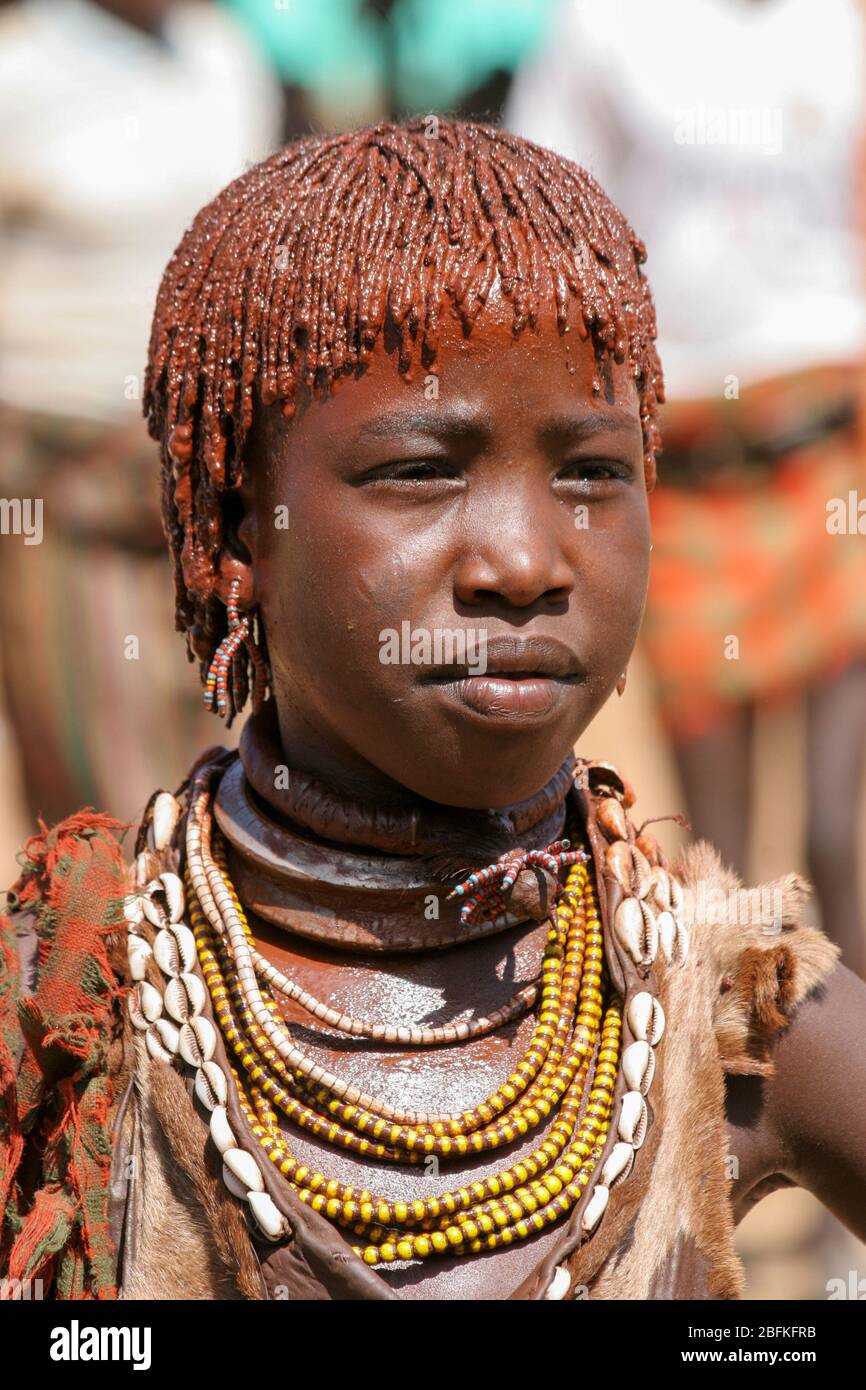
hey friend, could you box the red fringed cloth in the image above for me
[0,812,127,1299]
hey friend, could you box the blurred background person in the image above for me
[507,0,866,981]
[223,0,554,135]
[0,0,281,832]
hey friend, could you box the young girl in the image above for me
[2,119,865,1302]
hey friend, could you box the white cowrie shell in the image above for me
[581,1183,610,1233]
[155,1018,180,1054]
[614,897,644,965]
[544,1266,571,1300]
[626,990,652,1041]
[127,938,152,982]
[195,1060,227,1110]
[160,872,185,924]
[222,1163,249,1202]
[151,791,181,852]
[606,841,634,893]
[127,990,149,1031]
[164,971,206,1023]
[123,894,145,926]
[128,952,150,984]
[248,1191,289,1241]
[173,924,197,970]
[657,910,677,963]
[223,1147,265,1194]
[153,929,179,977]
[179,1015,217,1067]
[209,1105,235,1155]
[622,1040,655,1095]
[142,894,164,929]
[139,980,162,1023]
[652,867,672,910]
[640,901,659,964]
[153,924,196,977]
[601,1141,634,1188]
[618,1091,648,1148]
[630,846,654,900]
[135,851,155,889]
[145,1026,173,1063]
[627,992,665,1046]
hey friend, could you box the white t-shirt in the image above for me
[0,0,282,422]
[506,0,866,399]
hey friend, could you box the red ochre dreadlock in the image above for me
[144,117,664,715]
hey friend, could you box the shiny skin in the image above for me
[223,285,649,811]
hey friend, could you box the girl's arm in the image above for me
[727,960,866,1238]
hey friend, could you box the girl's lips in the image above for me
[443,674,567,718]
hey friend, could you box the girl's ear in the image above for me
[214,551,254,607]
[213,487,255,607]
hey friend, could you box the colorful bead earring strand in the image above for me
[204,579,269,719]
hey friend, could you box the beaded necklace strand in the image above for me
[126,765,680,1277]
[182,788,622,1265]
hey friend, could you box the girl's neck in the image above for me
[241,700,576,860]
[208,705,580,955]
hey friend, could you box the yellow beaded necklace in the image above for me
[184,828,623,1267]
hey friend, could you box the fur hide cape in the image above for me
[110,837,839,1301]
[569,841,839,1300]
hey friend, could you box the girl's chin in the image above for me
[380,724,579,811]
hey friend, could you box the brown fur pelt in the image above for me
[573,838,839,1301]
[116,1035,265,1301]
[677,840,840,1078]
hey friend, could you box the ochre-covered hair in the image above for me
[144,117,664,701]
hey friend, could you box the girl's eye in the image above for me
[360,460,459,485]
[556,459,633,485]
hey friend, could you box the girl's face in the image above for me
[232,286,650,809]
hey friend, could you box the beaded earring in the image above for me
[615,669,628,697]
[204,579,269,722]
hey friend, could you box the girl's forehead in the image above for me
[250,311,642,467]
[364,294,640,410]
